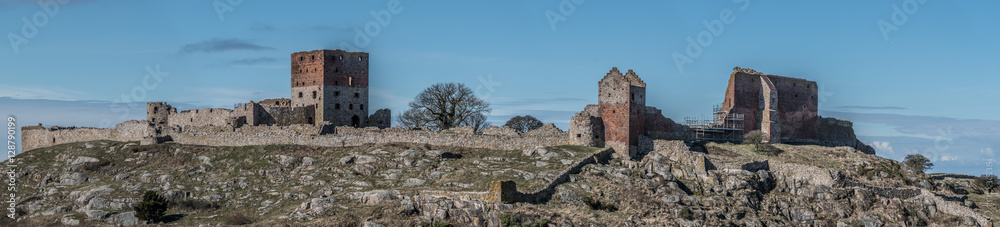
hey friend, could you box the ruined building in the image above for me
[145,49,391,130]
[570,67,874,157]
[717,67,819,143]
[569,68,688,158]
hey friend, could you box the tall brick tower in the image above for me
[598,67,646,157]
[290,49,369,126]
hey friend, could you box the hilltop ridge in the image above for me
[3,139,996,226]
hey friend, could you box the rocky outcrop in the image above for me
[819,117,876,154]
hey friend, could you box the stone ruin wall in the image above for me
[643,106,689,140]
[21,120,150,151]
[722,68,819,142]
[22,121,570,152]
[257,104,315,126]
[766,75,818,142]
[818,117,875,154]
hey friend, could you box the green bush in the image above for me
[976,174,1000,193]
[903,154,933,173]
[134,191,168,222]
[498,213,516,227]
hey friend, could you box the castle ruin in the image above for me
[568,68,689,158]
[570,67,874,158]
[21,57,873,156]
[145,49,390,132]
[719,67,819,143]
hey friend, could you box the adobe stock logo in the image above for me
[7,0,71,54]
[672,0,750,74]
[877,0,928,42]
[545,0,587,31]
[340,0,412,51]
[214,0,244,21]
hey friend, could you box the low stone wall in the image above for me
[520,148,614,204]
[419,181,517,203]
[21,121,150,151]
[23,121,570,152]
[416,148,613,205]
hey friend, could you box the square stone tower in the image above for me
[290,49,369,126]
[598,67,646,157]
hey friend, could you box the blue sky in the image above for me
[2,0,999,175]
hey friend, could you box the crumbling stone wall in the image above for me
[146,102,172,125]
[23,122,570,152]
[21,121,150,151]
[482,126,518,136]
[365,108,391,128]
[818,117,875,154]
[721,67,818,143]
[258,104,315,126]
[569,114,604,147]
[643,106,689,140]
[420,181,518,204]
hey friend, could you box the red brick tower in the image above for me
[598,67,646,158]
[290,49,369,126]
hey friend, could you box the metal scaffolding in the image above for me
[685,104,745,142]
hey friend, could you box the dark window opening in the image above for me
[312,91,317,99]
[311,55,315,60]
[351,115,360,127]
[153,107,158,112]
[595,135,600,139]
[335,104,341,109]
[354,93,359,98]
[335,91,340,96]
[335,81,339,85]
[307,117,314,124]
[298,92,303,98]
[52,138,55,144]
[190,118,193,122]
[576,134,581,138]
[151,118,156,122]
[349,104,353,110]
[299,56,304,61]
[360,104,364,110]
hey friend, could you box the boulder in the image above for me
[402,178,427,187]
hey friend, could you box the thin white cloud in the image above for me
[940,154,959,162]
[872,141,895,154]
[0,85,90,101]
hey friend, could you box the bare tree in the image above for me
[504,115,544,132]
[397,83,491,131]
[462,113,492,132]
[396,108,431,129]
